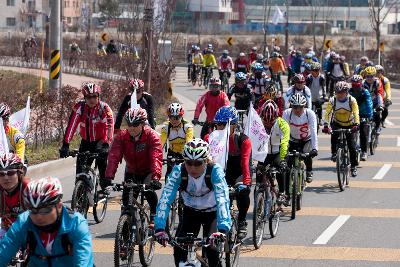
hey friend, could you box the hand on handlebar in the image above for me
[59,143,69,158]
[322,124,331,134]
[154,230,169,247]
[208,232,226,248]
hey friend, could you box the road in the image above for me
[16,66,400,266]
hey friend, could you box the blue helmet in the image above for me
[214,106,238,124]
[235,72,247,81]
[254,63,264,71]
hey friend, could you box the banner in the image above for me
[245,106,269,162]
[0,118,9,155]
[10,96,31,134]
[208,121,230,170]
[272,5,285,25]
[130,88,139,110]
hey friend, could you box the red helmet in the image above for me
[81,82,101,97]
[260,100,278,127]
[0,153,23,170]
[125,107,148,125]
[23,176,63,209]
[129,79,144,91]
[292,73,305,84]
[0,103,11,119]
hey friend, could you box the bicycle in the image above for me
[169,234,212,267]
[312,97,326,133]
[271,73,282,93]
[236,109,247,132]
[253,164,282,249]
[225,186,241,267]
[113,181,155,267]
[162,157,185,237]
[332,129,353,191]
[287,150,309,219]
[203,66,214,89]
[191,64,203,87]
[370,109,381,156]
[69,150,109,223]
[221,70,230,93]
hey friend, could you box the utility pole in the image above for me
[285,0,290,56]
[143,0,154,93]
[198,0,202,45]
[49,0,61,90]
[263,0,268,57]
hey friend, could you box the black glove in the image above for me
[59,143,69,158]
[376,106,384,112]
[385,99,392,106]
[279,160,287,170]
[192,118,199,125]
[309,149,318,158]
[150,180,162,190]
[100,178,112,190]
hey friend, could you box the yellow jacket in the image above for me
[380,76,391,100]
[324,95,360,126]
[5,126,25,160]
[192,53,203,65]
[161,120,194,154]
[203,54,217,67]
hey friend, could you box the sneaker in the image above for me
[381,121,386,128]
[237,221,248,240]
[361,152,367,161]
[306,171,313,183]
[331,153,337,162]
[351,167,357,177]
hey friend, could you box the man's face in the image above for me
[215,122,236,135]
[2,117,9,127]
[311,70,319,78]
[136,88,144,99]
[294,82,305,90]
[29,203,61,226]
[292,106,304,116]
[366,75,374,83]
[336,91,347,101]
[361,59,367,66]
[0,169,19,192]
[127,122,144,137]
[85,93,99,108]
[185,160,207,178]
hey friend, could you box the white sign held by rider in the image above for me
[0,118,9,155]
[130,88,139,110]
[10,96,31,135]
[209,120,230,170]
[245,106,269,162]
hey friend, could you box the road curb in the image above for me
[27,157,75,179]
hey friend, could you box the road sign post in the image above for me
[49,0,61,90]
[324,39,332,51]
[227,36,233,46]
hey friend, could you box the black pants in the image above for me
[259,153,288,195]
[373,110,382,130]
[187,64,192,80]
[123,171,158,215]
[174,207,220,267]
[200,122,214,140]
[312,101,323,121]
[76,140,107,181]
[331,123,357,167]
[165,150,184,179]
[359,120,371,153]
[191,64,199,81]
[288,140,313,172]
[272,73,283,92]
[219,70,231,81]
[382,106,389,122]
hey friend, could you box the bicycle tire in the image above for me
[225,215,240,267]
[139,204,155,266]
[166,198,178,236]
[296,167,305,211]
[290,169,297,219]
[93,183,108,223]
[268,195,281,238]
[252,188,266,249]
[114,214,134,267]
[370,130,376,155]
[336,148,346,191]
[71,180,89,219]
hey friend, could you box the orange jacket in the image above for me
[269,58,286,74]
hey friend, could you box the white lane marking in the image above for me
[372,164,392,180]
[397,137,400,147]
[385,119,394,126]
[313,215,351,245]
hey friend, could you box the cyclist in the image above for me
[327,53,346,97]
[0,103,26,163]
[0,176,94,266]
[193,78,230,139]
[375,65,392,127]
[285,74,312,109]
[202,48,217,86]
[154,138,231,267]
[234,52,250,74]
[249,46,258,63]
[0,153,28,240]
[340,55,350,77]
[105,107,162,225]
[68,41,81,67]
[362,66,384,130]
[286,50,296,83]
[349,75,373,161]
[269,51,286,91]
[323,81,360,177]
[291,50,304,74]
[283,94,318,182]
[106,39,118,54]
[227,72,254,111]
[353,56,369,75]
[249,63,271,103]
[187,44,196,81]
[161,103,194,177]
[218,50,234,82]
[306,62,326,124]
[59,82,113,190]
[114,78,156,130]
[250,54,265,72]
[191,46,203,82]
[259,100,290,205]
[257,84,285,117]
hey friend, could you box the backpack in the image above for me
[180,163,214,195]
[164,119,189,152]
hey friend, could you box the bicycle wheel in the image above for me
[71,180,89,218]
[198,73,203,87]
[268,195,281,238]
[93,183,108,223]
[252,189,266,249]
[290,169,297,219]
[336,148,346,191]
[139,204,155,266]
[114,214,134,267]
[166,198,178,237]
[225,215,240,267]
[370,130,376,155]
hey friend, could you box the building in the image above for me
[63,0,83,29]
[0,0,46,32]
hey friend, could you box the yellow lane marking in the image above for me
[309,180,400,189]
[297,207,400,218]
[92,240,400,261]
[318,146,400,152]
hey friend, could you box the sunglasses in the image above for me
[185,160,204,167]
[127,122,142,127]
[169,115,182,121]
[292,106,304,110]
[30,205,54,215]
[0,170,18,177]
[366,75,374,79]
[85,94,99,100]
[215,122,227,127]
[209,85,220,89]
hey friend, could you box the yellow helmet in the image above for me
[364,66,376,76]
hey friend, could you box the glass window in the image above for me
[6,0,15,6]
[6,17,16,26]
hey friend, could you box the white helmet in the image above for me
[182,138,210,161]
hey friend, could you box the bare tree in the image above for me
[368,0,398,52]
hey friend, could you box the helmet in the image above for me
[195,46,200,51]
[375,65,384,73]
[182,138,210,161]
[24,176,63,209]
[292,73,305,84]
[0,153,23,170]
[167,103,184,117]
[305,53,312,59]
[251,46,257,52]
[209,77,221,86]
[124,107,147,125]
[222,50,229,55]
[214,106,238,124]
[304,62,312,71]
[364,66,376,76]
[271,52,279,58]
[235,72,247,82]
[263,84,277,100]
[81,82,101,96]
[129,78,144,91]
[360,56,369,62]
[260,100,278,126]
[0,103,11,119]
[310,62,321,71]
[256,54,264,61]
[295,50,302,56]
[191,44,196,50]
[289,93,307,107]
[254,63,264,72]
[334,81,350,93]
[239,52,245,57]
[351,75,363,83]
[207,44,213,49]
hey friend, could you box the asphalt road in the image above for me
[24,67,400,266]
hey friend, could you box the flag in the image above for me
[0,118,9,155]
[10,96,31,135]
[244,106,269,162]
[130,88,139,110]
[209,120,230,171]
[272,5,285,25]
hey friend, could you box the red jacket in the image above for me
[249,52,257,64]
[234,57,250,73]
[64,101,114,144]
[194,91,230,123]
[105,127,163,180]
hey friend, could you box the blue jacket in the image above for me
[155,163,231,233]
[349,88,373,119]
[0,206,93,267]
[292,56,304,74]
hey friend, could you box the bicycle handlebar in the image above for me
[110,182,152,192]
[331,129,353,134]
[287,150,310,158]
[162,158,185,165]
[68,150,99,159]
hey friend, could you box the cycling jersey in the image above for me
[226,133,252,186]
[269,58,286,74]
[353,64,366,75]
[306,74,326,101]
[248,52,257,63]
[379,75,391,100]
[285,86,312,109]
[234,58,250,73]
[155,163,231,233]
[0,206,94,267]
[218,56,234,70]
[227,84,254,111]
[282,109,318,151]
[249,76,271,96]
[362,79,384,108]
[324,95,360,126]
[203,54,217,67]
[194,91,230,123]
[5,126,25,160]
[349,88,373,119]
[266,117,290,160]
[192,53,203,65]
[160,120,194,154]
